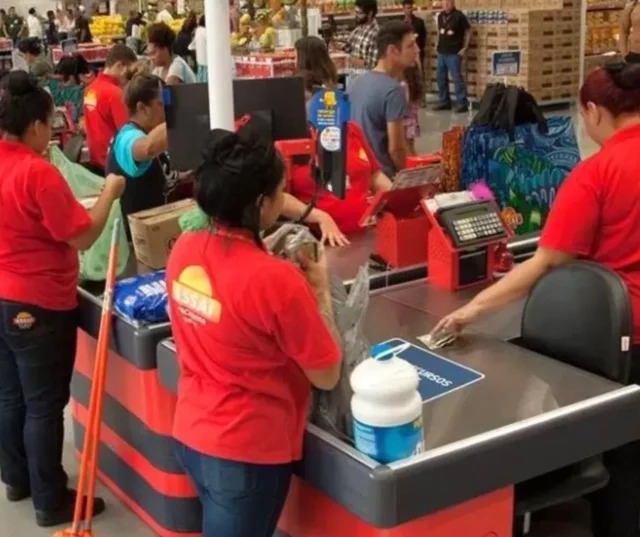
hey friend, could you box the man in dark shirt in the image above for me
[433,0,471,113]
[73,7,92,44]
[4,6,23,45]
[403,0,426,67]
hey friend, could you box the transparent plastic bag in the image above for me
[265,224,370,441]
[48,145,130,281]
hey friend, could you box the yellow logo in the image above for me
[13,312,35,330]
[358,148,369,163]
[172,266,221,324]
[323,91,337,109]
[84,90,97,110]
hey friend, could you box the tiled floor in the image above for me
[0,106,600,537]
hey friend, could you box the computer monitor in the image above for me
[164,77,308,171]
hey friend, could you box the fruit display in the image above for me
[231,13,254,51]
[255,10,277,51]
[167,18,185,33]
[89,15,126,40]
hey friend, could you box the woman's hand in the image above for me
[317,211,350,247]
[104,174,126,199]
[298,245,330,294]
[430,302,484,337]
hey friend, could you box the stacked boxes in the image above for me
[424,4,581,104]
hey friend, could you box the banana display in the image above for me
[89,15,126,43]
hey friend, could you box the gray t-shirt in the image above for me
[348,71,409,177]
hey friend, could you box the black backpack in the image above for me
[472,83,548,139]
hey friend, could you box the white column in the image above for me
[204,0,235,131]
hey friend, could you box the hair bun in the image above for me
[4,71,37,97]
[618,64,640,90]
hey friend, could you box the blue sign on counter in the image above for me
[376,338,484,402]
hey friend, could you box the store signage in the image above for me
[308,88,350,153]
[377,338,484,402]
[492,50,522,77]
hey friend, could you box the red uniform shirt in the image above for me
[0,141,92,310]
[540,123,640,342]
[289,122,380,234]
[166,230,341,464]
[84,73,129,168]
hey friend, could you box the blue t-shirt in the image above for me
[348,71,409,177]
[112,123,153,178]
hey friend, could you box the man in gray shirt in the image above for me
[348,21,419,177]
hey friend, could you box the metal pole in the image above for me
[300,0,308,37]
[204,0,235,131]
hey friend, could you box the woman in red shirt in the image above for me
[0,72,124,527]
[166,129,342,537]
[432,64,640,537]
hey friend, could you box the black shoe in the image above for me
[6,485,30,502]
[35,489,106,528]
[454,103,469,113]
[432,101,452,111]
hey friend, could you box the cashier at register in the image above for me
[282,66,393,240]
[433,63,640,537]
[166,128,342,537]
[106,72,169,236]
[0,72,125,527]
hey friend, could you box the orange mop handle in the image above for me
[69,220,121,534]
[84,220,121,529]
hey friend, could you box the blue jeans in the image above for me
[175,442,293,537]
[437,53,468,105]
[0,300,76,511]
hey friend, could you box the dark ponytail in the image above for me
[195,128,285,247]
[0,71,53,137]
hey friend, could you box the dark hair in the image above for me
[124,74,164,116]
[196,128,285,247]
[404,65,423,103]
[106,43,138,67]
[55,53,91,84]
[298,68,323,94]
[355,0,378,16]
[376,20,413,59]
[580,63,640,117]
[47,10,55,19]
[181,12,197,34]
[148,22,176,50]
[402,0,415,4]
[295,36,338,88]
[198,15,205,27]
[29,8,36,15]
[17,37,42,56]
[0,71,53,137]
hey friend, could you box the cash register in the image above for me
[422,192,511,290]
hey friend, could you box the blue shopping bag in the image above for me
[461,117,580,235]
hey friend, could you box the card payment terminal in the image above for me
[438,200,507,248]
[422,194,510,291]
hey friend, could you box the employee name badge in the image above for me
[308,88,351,154]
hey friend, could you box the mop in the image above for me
[54,219,121,537]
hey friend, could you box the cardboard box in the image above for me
[128,199,197,269]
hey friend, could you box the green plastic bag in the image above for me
[49,146,130,281]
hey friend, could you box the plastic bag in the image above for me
[179,206,209,232]
[49,145,130,281]
[114,270,169,325]
[265,224,370,441]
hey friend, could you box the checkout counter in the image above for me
[70,83,627,536]
[70,224,640,537]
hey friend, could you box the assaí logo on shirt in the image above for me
[172,266,221,325]
[84,89,97,111]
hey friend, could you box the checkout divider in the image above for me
[70,229,638,537]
